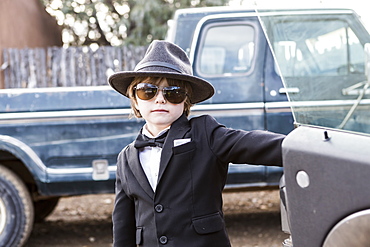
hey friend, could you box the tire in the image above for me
[34,197,60,222]
[0,165,34,247]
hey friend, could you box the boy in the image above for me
[108,40,285,247]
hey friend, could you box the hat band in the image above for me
[135,61,184,74]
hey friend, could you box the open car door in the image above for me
[257,7,370,247]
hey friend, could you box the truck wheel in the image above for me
[0,165,34,247]
[34,197,60,222]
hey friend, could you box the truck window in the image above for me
[197,24,255,76]
[260,12,370,134]
[272,20,364,77]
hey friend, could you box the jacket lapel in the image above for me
[157,114,190,185]
[127,144,155,198]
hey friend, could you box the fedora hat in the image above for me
[108,40,214,104]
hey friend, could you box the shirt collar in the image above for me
[142,125,170,138]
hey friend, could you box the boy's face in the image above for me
[134,78,185,134]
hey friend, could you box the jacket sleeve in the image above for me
[112,150,136,247]
[203,115,285,167]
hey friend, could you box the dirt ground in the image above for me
[26,190,289,247]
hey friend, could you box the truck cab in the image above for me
[169,8,370,246]
[167,7,370,190]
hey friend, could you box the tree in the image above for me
[41,0,228,46]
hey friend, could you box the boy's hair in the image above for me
[127,77,193,118]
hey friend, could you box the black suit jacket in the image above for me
[113,114,285,247]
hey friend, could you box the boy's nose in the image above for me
[155,90,166,103]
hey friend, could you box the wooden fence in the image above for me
[1,45,147,88]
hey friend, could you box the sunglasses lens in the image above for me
[135,83,157,100]
[135,83,187,104]
[164,87,187,104]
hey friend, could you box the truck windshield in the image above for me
[258,9,370,135]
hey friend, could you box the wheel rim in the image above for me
[323,209,370,247]
[0,198,7,235]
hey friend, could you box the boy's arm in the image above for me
[204,115,285,167]
[112,152,136,247]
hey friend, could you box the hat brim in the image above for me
[108,71,215,104]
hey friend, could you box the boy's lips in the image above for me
[152,109,169,113]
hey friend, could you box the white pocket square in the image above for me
[174,138,191,147]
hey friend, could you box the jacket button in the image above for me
[159,235,168,244]
[155,204,164,213]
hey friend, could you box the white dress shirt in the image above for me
[139,125,170,191]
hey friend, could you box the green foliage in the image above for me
[41,0,228,46]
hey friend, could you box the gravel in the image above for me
[27,190,289,247]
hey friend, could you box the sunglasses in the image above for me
[134,83,187,104]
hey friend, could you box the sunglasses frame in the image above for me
[134,83,188,104]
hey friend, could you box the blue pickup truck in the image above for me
[1,7,369,247]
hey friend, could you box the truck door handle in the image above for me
[279,87,300,94]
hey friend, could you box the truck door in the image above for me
[258,9,370,246]
[189,15,278,188]
[262,10,370,186]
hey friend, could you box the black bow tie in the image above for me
[134,131,168,149]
